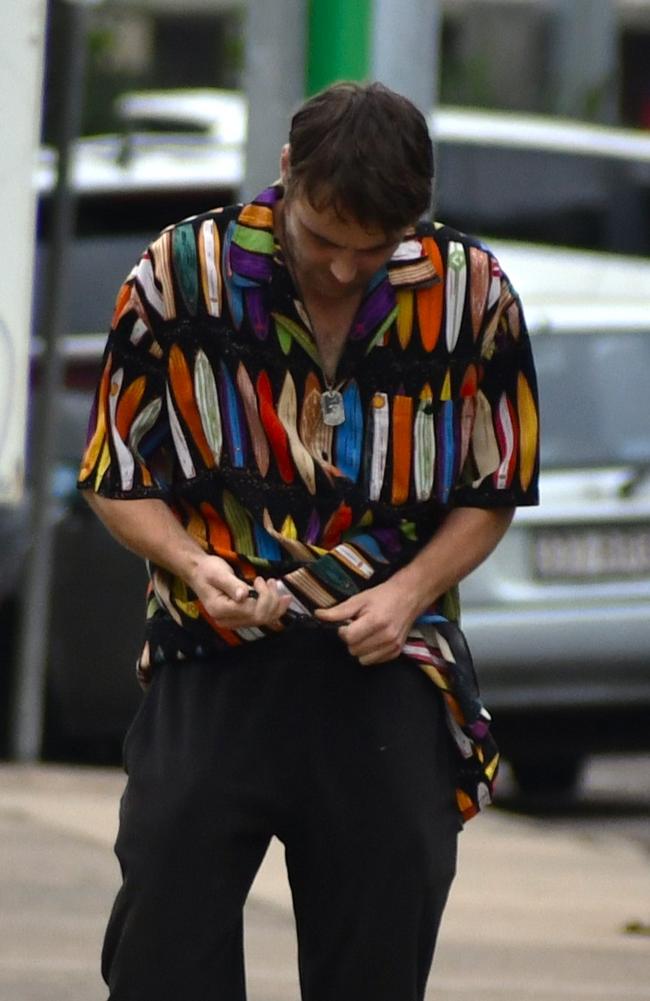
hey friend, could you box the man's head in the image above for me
[282,81,434,234]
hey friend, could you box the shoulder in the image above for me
[166,201,242,235]
[132,202,243,327]
[414,218,495,258]
[412,219,517,303]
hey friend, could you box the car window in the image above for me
[535,329,650,467]
[32,234,153,336]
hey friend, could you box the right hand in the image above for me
[187,554,292,629]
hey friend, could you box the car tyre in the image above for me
[510,754,584,800]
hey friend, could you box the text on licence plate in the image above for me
[534,525,650,579]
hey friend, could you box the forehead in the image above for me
[291,188,400,250]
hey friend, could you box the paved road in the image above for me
[0,759,648,1001]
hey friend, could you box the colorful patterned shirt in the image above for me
[78,184,540,821]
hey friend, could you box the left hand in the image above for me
[314,578,421,665]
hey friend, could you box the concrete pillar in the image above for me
[241,0,307,200]
[371,0,440,113]
[455,1,548,113]
[551,0,620,123]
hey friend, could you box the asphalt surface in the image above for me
[0,760,648,1001]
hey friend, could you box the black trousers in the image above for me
[102,628,460,1001]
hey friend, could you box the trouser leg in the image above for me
[101,632,460,1001]
[102,659,277,1001]
[284,646,460,1001]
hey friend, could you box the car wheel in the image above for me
[509,754,584,800]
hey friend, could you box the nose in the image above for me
[330,251,358,284]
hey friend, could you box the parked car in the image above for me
[431,105,650,254]
[0,343,146,761]
[37,88,246,199]
[461,241,650,795]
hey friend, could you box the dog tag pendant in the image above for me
[321,389,345,426]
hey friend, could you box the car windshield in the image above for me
[535,329,650,468]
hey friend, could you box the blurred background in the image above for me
[2,0,650,806]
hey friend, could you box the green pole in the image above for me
[307,0,372,94]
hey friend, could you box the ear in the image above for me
[279,144,291,186]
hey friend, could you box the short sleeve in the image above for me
[77,242,173,499]
[453,254,540,508]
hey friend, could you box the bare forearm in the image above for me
[83,492,206,583]
[82,491,291,625]
[392,505,515,618]
[316,505,515,664]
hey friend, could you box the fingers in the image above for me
[248,577,292,626]
[314,597,359,622]
[198,572,292,629]
[339,618,404,665]
[356,644,403,666]
[195,554,249,603]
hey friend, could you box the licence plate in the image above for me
[534,525,650,579]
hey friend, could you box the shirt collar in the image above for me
[229,184,441,291]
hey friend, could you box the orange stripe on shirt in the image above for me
[391,395,413,505]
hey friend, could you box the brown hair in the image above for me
[287,81,434,232]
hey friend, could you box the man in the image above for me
[79,81,539,1001]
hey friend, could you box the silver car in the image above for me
[461,242,650,796]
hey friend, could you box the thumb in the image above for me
[204,556,249,602]
[315,595,361,620]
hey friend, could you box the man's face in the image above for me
[278,186,408,301]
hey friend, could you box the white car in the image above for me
[461,242,650,796]
[36,88,247,198]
